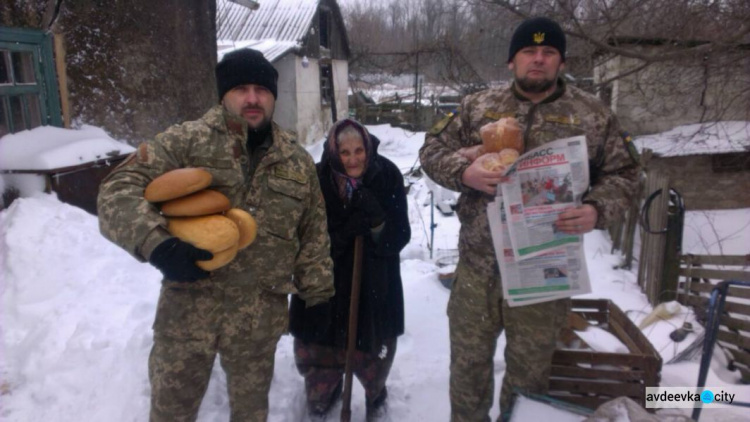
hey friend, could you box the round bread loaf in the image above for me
[224,208,258,249]
[160,190,231,217]
[479,117,523,153]
[498,148,520,166]
[167,214,240,253]
[145,168,212,202]
[197,243,239,271]
[480,153,508,173]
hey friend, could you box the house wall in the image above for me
[290,57,349,147]
[596,46,750,136]
[295,56,326,146]
[652,154,750,210]
[273,54,298,136]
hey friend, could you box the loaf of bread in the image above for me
[480,153,508,173]
[144,168,212,202]
[167,214,240,254]
[224,208,258,249]
[479,117,523,153]
[196,244,239,271]
[160,190,231,217]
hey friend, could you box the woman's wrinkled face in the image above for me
[338,135,367,178]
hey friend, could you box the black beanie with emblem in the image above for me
[216,48,279,101]
[507,17,566,63]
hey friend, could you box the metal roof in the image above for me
[217,39,299,63]
[217,0,319,43]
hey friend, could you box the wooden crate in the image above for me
[676,254,750,382]
[547,299,662,410]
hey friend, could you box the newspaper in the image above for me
[502,136,590,260]
[487,136,591,306]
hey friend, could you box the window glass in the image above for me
[320,64,333,105]
[11,51,36,84]
[0,51,9,84]
[0,101,8,137]
[9,96,25,130]
[25,94,42,129]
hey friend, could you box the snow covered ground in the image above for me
[1,123,749,421]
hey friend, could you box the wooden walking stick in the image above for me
[340,235,364,422]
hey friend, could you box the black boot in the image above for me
[309,379,343,420]
[366,387,388,421]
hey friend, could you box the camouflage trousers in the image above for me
[148,282,288,422]
[293,338,396,414]
[448,261,570,422]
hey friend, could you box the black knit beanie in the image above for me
[216,48,279,101]
[507,17,566,63]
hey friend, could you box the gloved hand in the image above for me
[148,237,213,282]
[330,211,371,252]
[351,187,385,227]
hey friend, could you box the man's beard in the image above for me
[515,75,556,94]
[248,116,272,131]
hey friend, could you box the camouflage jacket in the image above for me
[419,79,638,274]
[98,105,334,305]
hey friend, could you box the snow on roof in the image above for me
[633,121,750,157]
[0,125,135,171]
[217,0,318,44]
[217,39,299,63]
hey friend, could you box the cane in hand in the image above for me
[340,235,364,422]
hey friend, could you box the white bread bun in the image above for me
[145,168,212,202]
[224,208,258,249]
[160,189,231,217]
[167,214,240,253]
[197,243,238,271]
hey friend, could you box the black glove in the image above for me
[352,187,385,227]
[148,238,213,282]
[306,301,333,338]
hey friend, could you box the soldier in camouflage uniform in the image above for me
[419,17,639,421]
[97,49,334,422]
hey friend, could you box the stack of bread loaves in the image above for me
[144,168,257,271]
[478,117,523,173]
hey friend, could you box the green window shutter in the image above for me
[0,26,62,136]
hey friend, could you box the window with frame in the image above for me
[0,27,62,137]
[320,64,333,106]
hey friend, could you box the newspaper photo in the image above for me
[501,136,590,260]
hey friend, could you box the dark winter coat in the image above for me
[289,124,410,354]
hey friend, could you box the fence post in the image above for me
[637,152,670,305]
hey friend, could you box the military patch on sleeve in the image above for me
[428,111,458,136]
[483,111,515,121]
[621,131,641,164]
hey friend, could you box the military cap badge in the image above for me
[533,32,545,44]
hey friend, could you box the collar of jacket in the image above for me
[511,77,566,105]
[202,105,298,162]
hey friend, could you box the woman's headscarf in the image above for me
[321,119,374,202]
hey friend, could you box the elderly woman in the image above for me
[289,118,411,420]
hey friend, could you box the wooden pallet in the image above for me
[548,299,662,410]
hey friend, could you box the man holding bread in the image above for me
[98,48,334,421]
[419,17,639,421]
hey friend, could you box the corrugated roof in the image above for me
[217,39,298,63]
[217,0,319,43]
